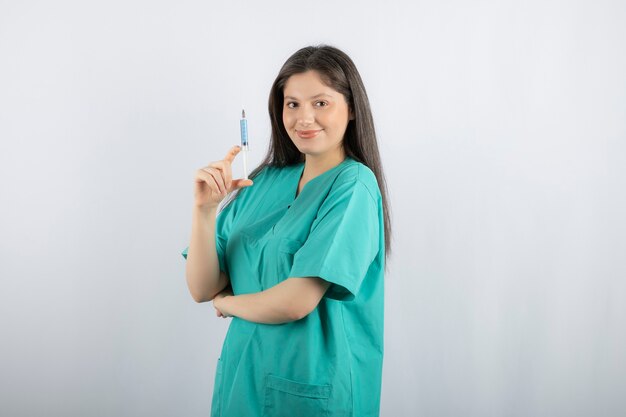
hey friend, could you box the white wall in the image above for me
[1,0,624,416]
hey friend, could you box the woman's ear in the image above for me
[349,108,355,120]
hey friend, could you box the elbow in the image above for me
[285,294,322,322]
[192,293,210,303]
[186,274,222,304]
[282,277,329,322]
[193,288,222,304]
[288,309,304,322]
[189,287,217,304]
[288,304,314,322]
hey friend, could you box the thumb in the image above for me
[231,179,254,190]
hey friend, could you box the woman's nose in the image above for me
[296,105,314,125]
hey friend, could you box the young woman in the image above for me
[182,45,392,417]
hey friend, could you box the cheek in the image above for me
[282,111,292,128]
[323,108,345,128]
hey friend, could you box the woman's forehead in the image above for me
[284,71,339,98]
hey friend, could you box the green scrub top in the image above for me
[182,156,385,417]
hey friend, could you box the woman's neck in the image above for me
[301,150,346,183]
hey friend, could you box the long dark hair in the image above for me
[222,44,392,264]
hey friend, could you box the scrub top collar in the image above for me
[291,156,356,202]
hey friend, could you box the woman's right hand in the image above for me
[193,145,254,211]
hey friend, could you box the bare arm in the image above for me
[184,145,252,303]
[185,206,229,303]
[213,277,331,324]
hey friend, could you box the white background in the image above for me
[1,0,625,416]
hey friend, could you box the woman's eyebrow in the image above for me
[284,93,333,100]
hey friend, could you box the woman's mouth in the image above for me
[296,129,322,139]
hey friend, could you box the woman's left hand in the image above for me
[213,287,234,318]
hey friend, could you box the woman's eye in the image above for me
[285,101,327,109]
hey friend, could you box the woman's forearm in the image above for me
[185,206,228,303]
[215,281,305,324]
[215,278,330,324]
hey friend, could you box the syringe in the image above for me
[240,108,249,179]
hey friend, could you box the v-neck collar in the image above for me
[291,157,354,202]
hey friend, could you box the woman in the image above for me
[182,45,392,417]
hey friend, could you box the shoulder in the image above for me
[245,164,282,190]
[333,159,381,203]
[235,163,295,202]
[251,165,272,181]
[254,163,296,181]
[221,164,276,211]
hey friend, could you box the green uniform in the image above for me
[182,156,384,416]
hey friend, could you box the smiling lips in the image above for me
[297,129,322,139]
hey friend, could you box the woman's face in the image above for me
[282,70,354,160]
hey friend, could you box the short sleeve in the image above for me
[287,180,380,301]
[181,197,238,277]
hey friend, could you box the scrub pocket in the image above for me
[270,237,303,286]
[210,357,224,417]
[263,374,331,417]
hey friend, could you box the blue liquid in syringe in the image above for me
[240,109,248,148]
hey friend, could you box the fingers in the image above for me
[231,178,254,190]
[197,146,253,195]
[223,145,242,164]
[200,146,241,192]
[196,167,227,195]
[207,160,232,190]
[203,166,227,194]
